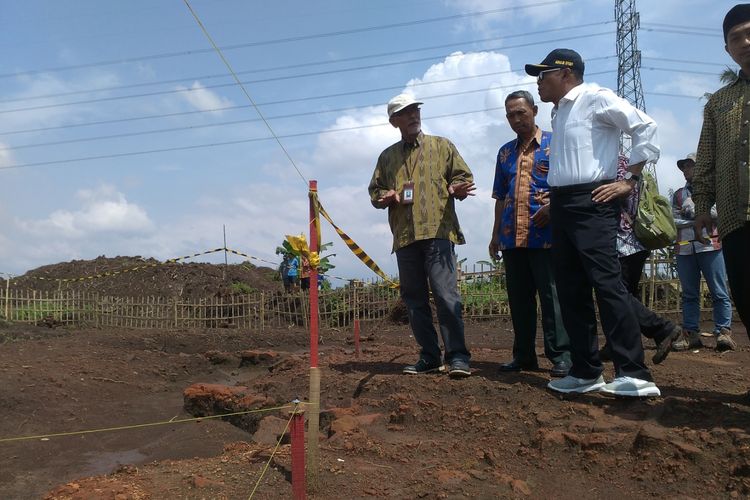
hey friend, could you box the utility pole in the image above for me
[615,0,656,178]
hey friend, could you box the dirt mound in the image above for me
[5,255,281,300]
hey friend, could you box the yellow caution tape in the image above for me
[222,248,281,267]
[17,248,225,284]
[314,200,398,288]
[11,248,283,285]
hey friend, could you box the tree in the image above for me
[720,66,739,84]
[703,66,739,100]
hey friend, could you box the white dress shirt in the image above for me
[549,82,660,187]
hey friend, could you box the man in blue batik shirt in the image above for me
[490,90,571,378]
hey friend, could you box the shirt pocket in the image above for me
[714,99,742,135]
[563,119,593,152]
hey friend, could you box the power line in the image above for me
[0,70,616,171]
[642,56,735,67]
[0,107,508,171]
[0,0,574,80]
[0,21,613,105]
[3,64,615,151]
[0,31,615,116]
[183,0,308,185]
[1,62,618,152]
[645,91,703,99]
[1,69,522,150]
[642,66,723,77]
[7,53,728,138]
[640,26,722,38]
[640,22,717,33]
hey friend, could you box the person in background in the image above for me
[599,155,681,364]
[672,153,735,351]
[287,255,299,290]
[368,93,475,378]
[299,256,311,291]
[490,90,571,378]
[278,253,293,292]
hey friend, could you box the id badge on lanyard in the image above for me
[401,144,422,205]
[402,181,415,204]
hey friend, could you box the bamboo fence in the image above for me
[0,255,717,331]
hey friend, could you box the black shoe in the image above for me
[549,361,571,378]
[403,359,444,375]
[498,359,538,372]
[652,325,681,364]
[448,359,471,378]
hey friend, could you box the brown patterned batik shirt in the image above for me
[368,132,473,252]
[693,73,750,239]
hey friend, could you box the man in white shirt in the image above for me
[525,48,660,397]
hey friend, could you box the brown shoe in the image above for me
[653,325,681,364]
[716,327,737,352]
[672,329,703,351]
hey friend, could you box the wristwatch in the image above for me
[624,171,640,182]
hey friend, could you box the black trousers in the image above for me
[502,248,571,365]
[722,223,750,336]
[620,250,676,343]
[550,184,651,381]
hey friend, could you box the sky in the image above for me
[0,0,740,285]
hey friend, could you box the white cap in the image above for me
[677,152,696,170]
[387,93,423,118]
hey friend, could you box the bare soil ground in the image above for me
[3,256,750,499]
[2,318,750,500]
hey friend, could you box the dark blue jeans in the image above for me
[395,238,470,365]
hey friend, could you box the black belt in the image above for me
[550,179,615,194]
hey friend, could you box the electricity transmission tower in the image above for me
[615,0,656,178]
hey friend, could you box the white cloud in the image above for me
[20,184,153,238]
[653,74,716,99]
[297,51,544,279]
[444,0,566,33]
[0,72,121,133]
[648,107,700,197]
[177,81,233,113]
[0,141,14,168]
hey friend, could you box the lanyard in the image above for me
[402,142,424,181]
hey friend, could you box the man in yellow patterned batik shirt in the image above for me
[369,94,475,378]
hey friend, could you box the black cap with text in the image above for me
[525,48,585,77]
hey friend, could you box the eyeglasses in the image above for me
[537,68,563,82]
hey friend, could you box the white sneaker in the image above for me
[600,376,660,397]
[547,374,605,394]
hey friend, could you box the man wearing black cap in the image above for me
[369,93,476,378]
[525,48,661,397]
[692,4,750,346]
